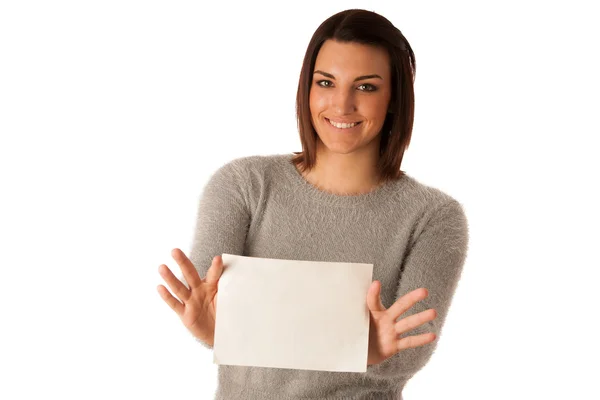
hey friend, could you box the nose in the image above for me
[331,88,356,115]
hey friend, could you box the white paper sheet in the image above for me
[213,254,373,373]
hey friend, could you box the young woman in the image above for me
[157,9,469,399]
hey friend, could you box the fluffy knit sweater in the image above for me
[187,153,469,400]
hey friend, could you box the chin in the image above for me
[320,138,383,158]
[317,140,365,155]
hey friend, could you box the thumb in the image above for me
[205,255,224,285]
[366,280,386,312]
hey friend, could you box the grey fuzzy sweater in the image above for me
[188,153,469,400]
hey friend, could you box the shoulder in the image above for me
[393,173,468,226]
[225,153,285,171]
[206,153,289,200]
[213,153,287,185]
[400,173,462,204]
[207,153,280,179]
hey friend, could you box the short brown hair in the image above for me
[292,9,416,182]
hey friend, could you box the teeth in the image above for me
[328,119,359,129]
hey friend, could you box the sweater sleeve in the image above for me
[372,199,469,377]
[182,159,252,350]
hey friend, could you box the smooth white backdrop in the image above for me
[1,1,598,399]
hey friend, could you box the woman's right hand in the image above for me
[157,248,224,347]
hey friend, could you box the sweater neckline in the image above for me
[279,153,403,208]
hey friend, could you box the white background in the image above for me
[1,1,598,399]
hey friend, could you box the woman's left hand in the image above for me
[366,281,438,366]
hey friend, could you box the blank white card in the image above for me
[213,254,374,373]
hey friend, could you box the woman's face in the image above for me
[309,39,392,158]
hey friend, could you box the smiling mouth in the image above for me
[325,118,362,129]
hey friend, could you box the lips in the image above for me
[325,118,362,128]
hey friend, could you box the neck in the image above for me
[301,140,382,195]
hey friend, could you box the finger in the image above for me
[205,255,224,285]
[366,280,386,312]
[156,284,184,316]
[397,332,437,352]
[171,248,202,289]
[388,288,429,319]
[395,308,437,335]
[158,263,191,303]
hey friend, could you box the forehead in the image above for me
[314,39,391,79]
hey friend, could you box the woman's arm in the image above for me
[183,159,252,349]
[375,199,470,375]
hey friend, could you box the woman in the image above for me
[157,8,469,399]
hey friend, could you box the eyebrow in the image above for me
[314,70,383,82]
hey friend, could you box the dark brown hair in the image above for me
[292,9,416,182]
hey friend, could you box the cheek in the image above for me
[309,90,328,114]
[362,95,391,121]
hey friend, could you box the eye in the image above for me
[316,80,333,88]
[358,83,377,92]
